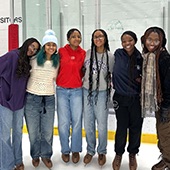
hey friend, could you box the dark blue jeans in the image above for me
[113,93,143,155]
[24,93,55,159]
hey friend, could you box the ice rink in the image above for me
[22,134,160,170]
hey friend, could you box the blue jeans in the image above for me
[24,93,55,159]
[83,88,108,155]
[56,86,83,154]
[0,104,24,170]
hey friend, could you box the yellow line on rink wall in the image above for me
[22,125,157,144]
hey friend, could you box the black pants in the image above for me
[113,93,143,155]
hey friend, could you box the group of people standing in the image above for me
[112,27,170,170]
[0,26,170,170]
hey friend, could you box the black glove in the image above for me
[160,107,170,123]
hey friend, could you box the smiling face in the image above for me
[145,32,160,52]
[68,30,81,50]
[93,30,105,50]
[121,34,136,56]
[44,42,57,59]
[27,42,39,56]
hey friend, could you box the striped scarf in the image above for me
[141,52,158,117]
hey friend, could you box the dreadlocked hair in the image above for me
[16,38,41,78]
[88,29,111,108]
[141,27,164,105]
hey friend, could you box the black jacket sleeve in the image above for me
[159,49,170,108]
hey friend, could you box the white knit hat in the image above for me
[42,29,58,46]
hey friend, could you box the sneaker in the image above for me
[129,153,137,170]
[72,152,80,163]
[83,153,93,164]
[98,154,106,166]
[14,163,24,170]
[32,158,40,167]
[41,158,53,168]
[152,160,168,170]
[62,154,70,163]
[112,154,122,170]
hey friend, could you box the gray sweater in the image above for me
[83,49,114,91]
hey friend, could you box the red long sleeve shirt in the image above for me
[56,44,86,88]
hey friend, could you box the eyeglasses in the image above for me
[93,35,104,40]
[29,44,38,53]
[146,38,160,46]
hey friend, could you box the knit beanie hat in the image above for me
[121,31,138,43]
[42,29,58,46]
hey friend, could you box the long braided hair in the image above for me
[141,27,165,105]
[88,29,111,107]
[16,38,41,78]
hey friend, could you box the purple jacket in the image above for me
[0,49,29,111]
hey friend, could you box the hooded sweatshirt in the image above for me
[112,48,142,96]
[56,44,86,88]
[0,49,29,111]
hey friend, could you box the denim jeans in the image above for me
[0,104,24,170]
[24,93,55,159]
[56,86,83,154]
[83,88,108,155]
